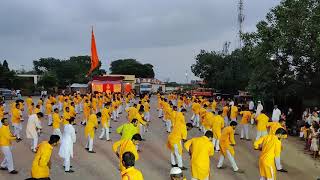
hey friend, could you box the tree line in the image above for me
[192,0,320,111]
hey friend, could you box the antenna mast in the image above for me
[238,0,245,48]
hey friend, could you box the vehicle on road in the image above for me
[0,88,14,100]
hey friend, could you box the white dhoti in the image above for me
[12,123,22,139]
[256,130,268,140]
[241,124,250,139]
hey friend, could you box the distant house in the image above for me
[17,74,42,85]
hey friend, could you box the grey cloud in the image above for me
[0,0,280,82]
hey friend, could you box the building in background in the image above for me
[90,75,135,93]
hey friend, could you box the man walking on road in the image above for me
[184,131,214,180]
[0,118,19,174]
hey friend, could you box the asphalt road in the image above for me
[0,97,319,180]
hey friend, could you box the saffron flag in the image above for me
[87,28,100,75]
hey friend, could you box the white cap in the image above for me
[170,167,182,175]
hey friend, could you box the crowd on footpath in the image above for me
[0,91,293,180]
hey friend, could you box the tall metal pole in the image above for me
[238,0,245,48]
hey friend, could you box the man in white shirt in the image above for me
[26,112,43,153]
[272,105,281,122]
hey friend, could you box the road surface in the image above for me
[0,97,319,180]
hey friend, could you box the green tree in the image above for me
[33,56,105,87]
[242,0,320,106]
[110,59,155,78]
[191,49,251,94]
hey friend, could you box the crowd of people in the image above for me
[0,91,294,180]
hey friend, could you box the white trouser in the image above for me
[191,177,208,180]
[275,157,282,170]
[224,116,229,126]
[58,103,63,111]
[53,128,62,137]
[241,124,249,139]
[217,150,239,171]
[13,123,22,139]
[64,156,71,171]
[1,146,14,172]
[193,115,200,127]
[48,114,53,125]
[85,136,93,151]
[125,104,129,111]
[75,105,79,114]
[256,130,268,140]
[31,136,38,151]
[139,124,145,139]
[112,111,117,120]
[191,113,195,120]
[116,108,120,118]
[99,127,110,140]
[212,138,220,151]
[144,112,150,122]
[158,109,163,117]
[178,108,182,112]
[166,120,172,133]
[171,144,183,167]
[80,103,83,112]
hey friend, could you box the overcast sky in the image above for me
[0,0,280,82]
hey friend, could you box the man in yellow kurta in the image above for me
[121,151,144,180]
[222,105,229,126]
[113,134,142,171]
[12,103,22,140]
[52,108,62,137]
[230,104,239,122]
[99,102,111,141]
[167,122,192,170]
[62,107,71,125]
[46,102,53,126]
[191,100,201,128]
[210,111,224,151]
[254,128,287,180]
[81,99,90,125]
[29,135,60,179]
[239,108,252,140]
[266,119,288,172]
[85,112,101,153]
[0,118,18,174]
[184,131,214,180]
[255,110,269,140]
[217,121,243,173]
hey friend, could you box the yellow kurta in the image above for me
[52,113,61,129]
[167,122,187,155]
[240,111,252,124]
[211,115,224,139]
[220,126,236,156]
[256,114,269,131]
[184,136,214,180]
[230,105,238,119]
[121,167,144,180]
[11,108,21,124]
[31,141,53,178]
[101,107,111,128]
[85,114,98,138]
[254,135,281,180]
[112,139,139,171]
[0,125,16,146]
